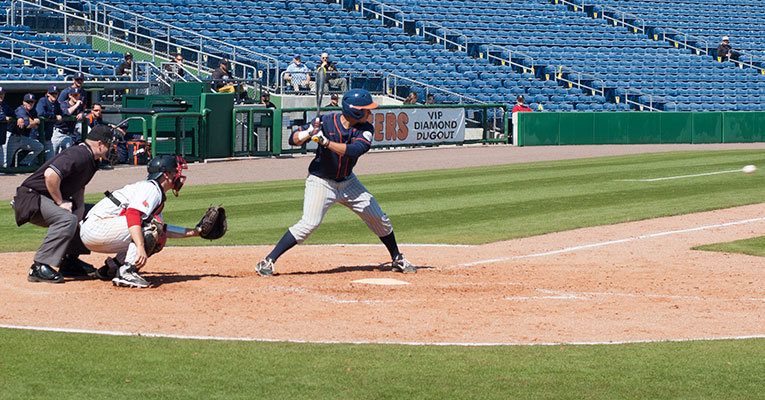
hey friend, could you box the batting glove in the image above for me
[296,124,315,141]
[312,132,330,147]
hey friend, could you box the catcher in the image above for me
[79,155,226,288]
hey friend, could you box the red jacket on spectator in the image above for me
[512,104,533,113]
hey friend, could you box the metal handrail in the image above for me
[8,0,280,87]
[418,21,469,53]
[385,73,484,105]
[0,31,126,77]
[89,1,279,85]
[357,0,406,30]
[278,69,374,95]
[553,66,606,97]
[481,44,536,74]
[622,87,678,112]
[662,27,712,55]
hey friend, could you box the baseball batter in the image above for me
[80,155,201,288]
[255,89,415,276]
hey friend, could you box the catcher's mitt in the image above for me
[143,217,167,256]
[196,205,227,240]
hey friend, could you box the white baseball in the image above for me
[743,165,757,174]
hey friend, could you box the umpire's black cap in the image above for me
[87,125,115,145]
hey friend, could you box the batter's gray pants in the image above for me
[288,174,393,243]
[29,196,79,268]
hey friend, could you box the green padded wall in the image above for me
[517,111,762,146]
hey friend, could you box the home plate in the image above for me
[352,278,411,286]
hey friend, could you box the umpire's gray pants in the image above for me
[29,196,79,268]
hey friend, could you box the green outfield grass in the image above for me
[0,329,763,399]
[694,236,765,257]
[3,150,765,252]
[2,150,765,399]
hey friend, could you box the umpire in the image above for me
[12,125,115,283]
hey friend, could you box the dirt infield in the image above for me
[2,143,764,344]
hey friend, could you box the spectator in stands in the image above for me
[58,72,86,107]
[285,54,313,92]
[403,92,418,104]
[260,91,276,109]
[165,53,186,79]
[512,94,533,113]
[211,59,237,92]
[317,52,347,93]
[325,93,339,108]
[55,87,85,151]
[426,93,436,105]
[36,85,64,161]
[717,36,739,62]
[117,52,141,77]
[4,93,44,168]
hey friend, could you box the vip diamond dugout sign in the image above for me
[369,107,466,146]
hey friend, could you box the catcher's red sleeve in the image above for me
[125,208,142,228]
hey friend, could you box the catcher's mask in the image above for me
[147,155,187,196]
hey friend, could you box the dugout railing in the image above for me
[232,103,509,157]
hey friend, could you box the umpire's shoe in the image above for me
[255,257,275,277]
[58,255,97,278]
[28,263,64,283]
[112,264,149,288]
[391,254,417,274]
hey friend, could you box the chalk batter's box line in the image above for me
[1,324,763,347]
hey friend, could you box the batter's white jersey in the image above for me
[80,180,165,265]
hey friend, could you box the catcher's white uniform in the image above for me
[80,180,165,265]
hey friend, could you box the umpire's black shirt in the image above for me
[22,142,99,199]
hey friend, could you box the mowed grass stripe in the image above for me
[2,150,765,252]
[0,328,763,399]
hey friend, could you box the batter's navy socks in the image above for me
[268,231,298,261]
[28,263,64,283]
[379,232,400,259]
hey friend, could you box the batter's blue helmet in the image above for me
[342,89,378,120]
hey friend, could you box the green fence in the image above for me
[516,111,765,146]
[233,103,508,156]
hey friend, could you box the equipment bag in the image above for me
[126,140,151,165]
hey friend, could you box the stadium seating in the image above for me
[3,0,764,111]
[0,25,124,80]
[588,0,765,58]
[362,0,765,111]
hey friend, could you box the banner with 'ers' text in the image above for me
[368,107,465,146]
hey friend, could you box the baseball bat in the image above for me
[312,68,327,144]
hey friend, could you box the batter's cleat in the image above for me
[391,254,416,274]
[255,257,275,277]
[112,265,149,288]
[58,255,97,278]
[27,263,64,283]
